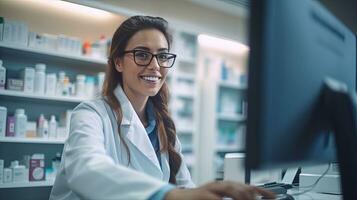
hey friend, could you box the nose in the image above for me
[147,56,160,70]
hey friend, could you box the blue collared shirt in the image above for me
[145,100,175,200]
[145,100,161,168]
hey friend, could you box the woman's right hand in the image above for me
[164,181,275,200]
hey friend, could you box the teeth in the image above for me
[142,76,160,81]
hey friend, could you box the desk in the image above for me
[288,189,342,200]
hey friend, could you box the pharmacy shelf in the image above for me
[177,126,194,135]
[217,113,246,122]
[174,92,194,99]
[0,90,88,103]
[215,144,243,153]
[0,180,54,189]
[218,81,247,90]
[178,56,196,65]
[0,137,66,144]
[0,42,107,68]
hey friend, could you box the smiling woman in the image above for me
[48,15,274,200]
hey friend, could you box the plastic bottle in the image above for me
[76,74,86,97]
[52,152,62,174]
[42,119,49,138]
[34,63,46,94]
[56,71,66,96]
[85,76,95,99]
[62,76,70,96]
[37,114,45,137]
[0,59,6,90]
[97,72,105,94]
[45,73,57,96]
[49,115,57,138]
[14,109,27,138]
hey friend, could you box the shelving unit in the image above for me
[0,4,107,197]
[0,137,66,144]
[0,42,107,69]
[169,30,199,178]
[195,43,249,184]
[0,90,88,103]
[0,180,54,189]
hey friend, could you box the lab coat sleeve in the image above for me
[174,137,196,188]
[63,103,167,200]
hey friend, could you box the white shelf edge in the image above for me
[0,90,89,103]
[0,137,66,144]
[215,145,243,152]
[218,81,247,90]
[0,179,54,188]
[0,42,107,65]
[217,113,246,122]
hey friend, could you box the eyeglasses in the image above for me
[122,49,176,68]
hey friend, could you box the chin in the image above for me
[145,89,160,97]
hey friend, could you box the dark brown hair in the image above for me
[102,15,181,184]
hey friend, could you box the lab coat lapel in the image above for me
[113,85,162,172]
[161,151,170,182]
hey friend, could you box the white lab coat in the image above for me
[49,85,194,200]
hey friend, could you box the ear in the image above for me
[114,58,124,72]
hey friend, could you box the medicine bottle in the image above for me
[14,108,27,138]
[34,63,46,94]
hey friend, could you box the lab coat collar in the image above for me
[113,85,165,176]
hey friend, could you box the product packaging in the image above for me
[0,159,4,183]
[20,67,35,93]
[29,154,45,181]
[6,116,15,137]
[14,108,27,138]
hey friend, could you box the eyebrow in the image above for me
[133,46,169,52]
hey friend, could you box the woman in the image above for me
[50,16,274,200]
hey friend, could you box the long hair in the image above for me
[102,15,181,184]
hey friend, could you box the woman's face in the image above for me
[116,29,169,100]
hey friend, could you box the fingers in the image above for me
[252,186,276,199]
[202,181,276,200]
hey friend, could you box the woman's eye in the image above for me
[158,54,169,60]
[136,52,150,60]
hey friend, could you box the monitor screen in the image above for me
[245,0,356,170]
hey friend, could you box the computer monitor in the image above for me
[245,0,357,199]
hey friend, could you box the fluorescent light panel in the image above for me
[198,34,249,54]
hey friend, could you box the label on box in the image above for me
[6,116,15,137]
[29,155,45,181]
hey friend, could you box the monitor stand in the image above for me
[319,78,357,200]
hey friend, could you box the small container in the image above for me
[45,73,57,96]
[20,67,35,93]
[11,160,27,182]
[26,121,37,138]
[52,152,61,174]
[85,76,95,99]
[97,72,105,94]
[49,115,57,138]
[6,116,15,137]
[76,74,86,97]
[34,63,46,94]
[0,106,7,137]
[42,119,49,138]
[37,114,45,137]
[14,109,27,138]
[6,78,23,91]
[56,71,66,96]
[0,59,6,90]
[4,168,12,183]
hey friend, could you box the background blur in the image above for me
[0,0,355,199]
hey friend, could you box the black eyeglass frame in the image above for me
[122,49,177,68]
